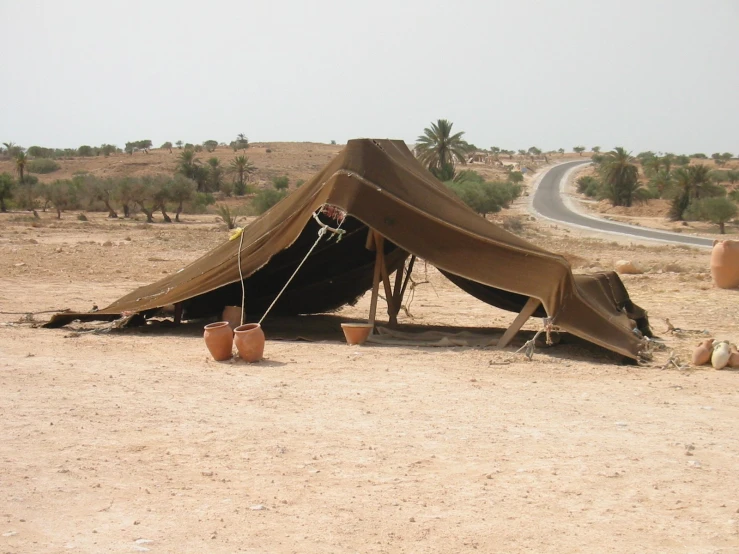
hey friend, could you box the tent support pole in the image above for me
[367,232,384,328]
[389,254,415,326]
[378,239,397,325]
[395,255,416,308]
[174,302,183,325]
[497,297,541,349]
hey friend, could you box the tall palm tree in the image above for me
[668,165,711,221]
[207,157,224,192]
[599,147,640,207]
[15,152,28,184]
[177,149,198,178]
[229,155,256,195]
[414,119,470,180]
[649,169,673,197]
[686,164,711,200]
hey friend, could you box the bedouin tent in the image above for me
[46,139,652,360]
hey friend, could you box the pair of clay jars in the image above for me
[692,339,739,370]
[203,321,264,363]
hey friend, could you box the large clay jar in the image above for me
[691,338,714,366]
[711,341,731,370]
[222,306,242,330]
[234,323,265,363]
[710,240,739,289]
[203,321,234,361]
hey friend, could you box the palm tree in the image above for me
[414,119,470,180]
[649,169,672,197]
[687,164,711,200]
[207,157,224,192]
[15,152,28,184]
[177,149,199,178]
[229,155,256,195]
[599,147,640,207]
[3,142,17,156]
[668,165,711,221]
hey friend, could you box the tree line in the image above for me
[576,149,738,233]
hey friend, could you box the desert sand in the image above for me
[1,156,739,553]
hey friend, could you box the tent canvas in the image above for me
[46,139,651,360]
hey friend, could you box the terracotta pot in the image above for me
[203,321,234,361]
[710,240,739,289]
[341,323,374,345]
[691,338,714,366]
[234,323,265,362]
[222,305,243,330]
[729,344,739,368]
[711,341,731,370]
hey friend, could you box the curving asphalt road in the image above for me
[531,160,714,248]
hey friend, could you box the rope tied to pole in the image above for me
[515,317,560,360]
[237,205,346,326]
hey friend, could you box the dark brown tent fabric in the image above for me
[46,139,650,360]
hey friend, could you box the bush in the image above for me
[296,179,305,188]
[188,192,216,214]
[28,158,60,174]
[77,145,94,157]
[508,171,524,184]
[445,179,521,215]
[576,175,600,197]
[251,189,287,214]
[272,175,289,190]
[684,197,738,233]
[219,181,234,197]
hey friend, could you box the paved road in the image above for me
[532,161,714,248]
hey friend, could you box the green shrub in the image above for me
[576,175,601,197]
[445,179,521,215]
[215,204,240,229]
[684,197,738,233]
[508,171,524,184]
[272,175,289,190]
[251,189,287,214]
[28,158,60,174]
[187,192,216,214]
[219,181,234,197]
[295,179,305,188]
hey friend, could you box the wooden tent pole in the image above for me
[367,232,384,328]
[395,255,416,307]
[497,297,541,349]
[376,234,398,325]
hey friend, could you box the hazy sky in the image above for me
[2,0,737,155]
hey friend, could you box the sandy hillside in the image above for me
[1,161,739,553]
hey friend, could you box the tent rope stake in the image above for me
[253,207,346,326]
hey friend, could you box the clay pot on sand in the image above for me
[711,341,731,370]
[341,323,374,345]
[729,344,739,368]
[203,321,234,361]
[234,323,265,362]
[711,240,739,289]
[222,305,242,330]
[691,338,715,366]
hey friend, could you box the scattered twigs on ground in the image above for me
[661,351,690,371]
[664,318,709,337]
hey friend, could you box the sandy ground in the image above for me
[2,192,739,553]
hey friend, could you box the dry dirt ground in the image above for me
[2,168,739,553]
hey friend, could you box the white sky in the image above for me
[1,0,737,155]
